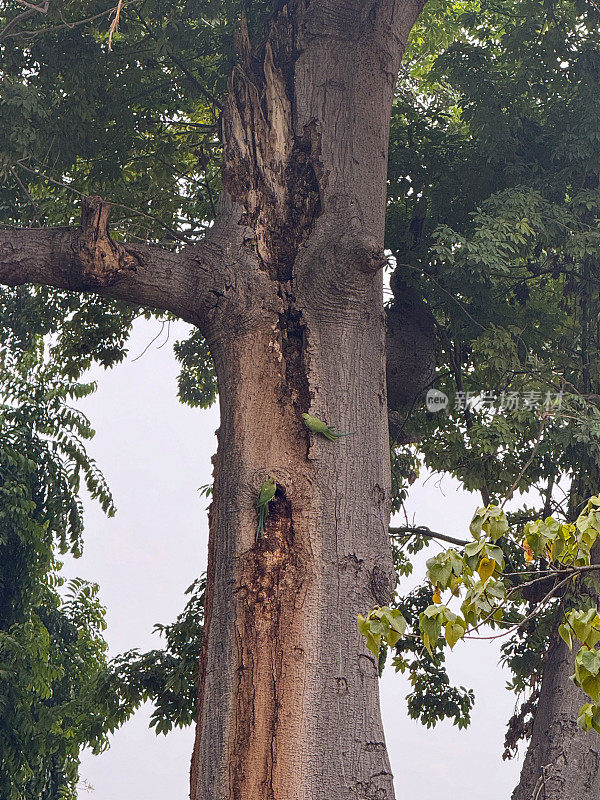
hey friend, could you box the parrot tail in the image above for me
[325,428,354,440]
[256,506,267,539]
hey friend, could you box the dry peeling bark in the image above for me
[75,196,143,288]
[0,2,429,799]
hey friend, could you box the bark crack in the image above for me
[232,484,309,800]
[221,7,324,280]
[278,298,311,413]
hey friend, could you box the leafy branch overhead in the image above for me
[360,498,600,732]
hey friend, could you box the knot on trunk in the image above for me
[74,196,142,288]
[335,228,389,274]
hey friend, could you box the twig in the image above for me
[414,262,487,332]
[14,160,195,244]
[0,6,36,40]
[1,0,141,41]
[155,320,171,349]
[131,321,166,362]
[9,166,41,225]
[389,525,468,548]
[107,0,123,49]
[465,573,574,641]
[166,51,222,110]
[14,0,49,11]
[1,0,49,39]
[135,12,222,110]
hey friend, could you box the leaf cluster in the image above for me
[361,498,600,739]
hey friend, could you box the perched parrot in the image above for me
[302,413,353,441]
[256,476,277,538]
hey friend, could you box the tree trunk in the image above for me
[511,621,600,800]
[0,2,427,797]
[514,474,600,800]
[189,3,424,798]
[192,304,395,800]
[512,376,600,800]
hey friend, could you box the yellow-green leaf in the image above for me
[477,557,495,582]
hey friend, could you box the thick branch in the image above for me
[0,197,234,328]
[386,287,436,413]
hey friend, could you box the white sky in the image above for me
[62,318,523,799]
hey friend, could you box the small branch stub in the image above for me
[74,196,142,287]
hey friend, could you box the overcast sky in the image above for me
[63,318,522,799]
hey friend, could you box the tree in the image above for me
[0,331,113,800]
[0,270,207,795]
[2,0,600,797]
[377,2,600,796]
[0,1,428,798]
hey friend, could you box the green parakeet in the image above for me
[256,476,277,538]
[302,413,353,441]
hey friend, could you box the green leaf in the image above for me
[558,623,573,651]
[578,703,595,731]
[381,608,408,636]
[464,540,485,558]
[445,618,467,649]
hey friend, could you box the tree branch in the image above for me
[14,0,49,12]
[0,0,48,40]
[389,525,468,548]
[501,415,548,508]
[0,196,232,328]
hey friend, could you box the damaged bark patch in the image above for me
[278,304,311,412]
[231,485,309,800]
[221,9,323,280]
[277,124,322,282]
[74,196,142,288]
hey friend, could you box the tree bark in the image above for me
[511,618,600,800]
[193,310,395,799]
[0,2,427,798]
[0,197,237,325]
[190,3,425,798]
[513,358,600,798]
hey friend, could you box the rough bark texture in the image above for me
[513,481,600,799]
[512,622,600,800]
[0,198,234,324]
[386,285,436,442]
[0,2,428,799]
[190,4,426,798]
[386,300,435,411]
